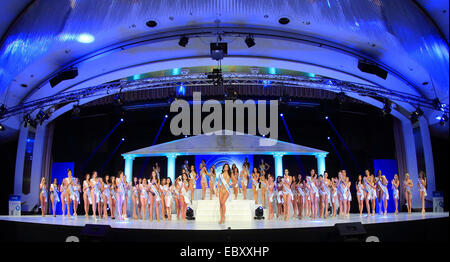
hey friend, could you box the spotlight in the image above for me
[120,118,124,122]
[0,104,6,118]
[432,98,442,111]
[35,110,50,125]
[184,135,188,138]
[244,35,255,48]
[280,113,284,117]
[0,123,4,131]
[72,104,81,119]
[325,116,329,120]
[164,114,168,118]
[410,108,423,124]
[382,99,392,115]
[113,93,123,105]
[336,92,347,104]
[186,207,195,220]
[254,206,264,220]
[327,136,330,140]
[121,138,125,141]
[23,114,36,128]
[178,36,189,47]
[210,42,228,61]
[439,114,448,126]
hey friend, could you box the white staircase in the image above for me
[192,189,268,222]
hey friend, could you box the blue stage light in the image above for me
[280,113,283,117]
[325,116,329,120]
[121,138,125,141]
[172,68,181,75]
[77,33,95,43]
[177,85,186,96]
[164,114,168,118]
[327,136,330,140]
[120,118,124,122]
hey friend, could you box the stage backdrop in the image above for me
[373,159,398,213]
[51,162,75,215]
[194,155,253,188]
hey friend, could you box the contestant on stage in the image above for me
[160,178,167,220]
[218,163,231,224]
[319,173,330,218]
[72,177,81,217]
[131,177,139,219]
[102,175,112,219]
[200,160,208,200]
[174,174,181,219]
[240,163,249,199]
[345,176,351,217]
[39,177,48,217]
[290,175,298,217]
[392,174,400,215]
[140,178,149,219]
[251,167,260,204]
[260,170,268,207]
[153,162,161,180]
[189,165,198,204]
[179,171,190,221]
[330,178,338,217]
[403,173,413,214]
[267,174,275,220]
[308,169,319,219]
[259,159,270,174]
[97,177,104,219]
[375,170,383,214]
[363,170,373,216]
[356,175,365,216]
[149,171,161,221]
[418,171,427,214]
[207,165,217,200]
[231,164,240,200]
[276,176,284,219]
[90,171,100,219]
[282,169,294,221]
[110,176,116,219]
[82,174,91,217]
[137,178,142,219]
[296,174,305,219]
[115,172,126,220]
[378,174,389,215]
[164,177,174,220]
[49,178,60,217]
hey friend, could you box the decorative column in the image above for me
[273,153,284,178]
[166,153,177,182]
[315,153,327,176]
[123,155,135,183]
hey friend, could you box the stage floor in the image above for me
[0,212,447,231]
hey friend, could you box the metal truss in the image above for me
[1,73,447,119]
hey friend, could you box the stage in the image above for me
[0,212,447,242]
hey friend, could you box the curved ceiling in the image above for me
[0,0,448,137]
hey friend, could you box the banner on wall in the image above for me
[9,195,21,216]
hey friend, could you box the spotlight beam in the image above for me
[138,115,169,177]
[99,138,124,174]
[326,117,362,173]
[78,118,123,175]
[280,114,305,174]
[327,137,347,170]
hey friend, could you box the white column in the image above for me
[123,155,135,183]
[419,117,435,200]
[14,125,28,195]
[315,153,327,176]
[273,153,284,178]
[166,154,177,182]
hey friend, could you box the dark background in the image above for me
[0,98,448,214]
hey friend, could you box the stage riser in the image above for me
[194,199,254,222]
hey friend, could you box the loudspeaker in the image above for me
[79,224,112,242]
[334,222,367,242]
[357,60,388,80]
[49,68,78,87]
[186,207,195,220]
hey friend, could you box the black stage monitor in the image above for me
[334,222,367,242]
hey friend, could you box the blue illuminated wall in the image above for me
[373,159,398,213]
[194,155,253,188]
[51,162,75,215]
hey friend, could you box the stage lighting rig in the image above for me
[0,104,6,118]
[35,110,50,125]
[207,68,223,87]
[438,114,448,126]
[254,206,264,220]
[336,91,347,104]
[23,114,36,128]
[410,108,423,124]
[245,35,255,48]
[210,42,227,61]
[178,36,189,47]
[382,99,392,115]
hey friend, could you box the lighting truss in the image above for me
[1,73,447,119]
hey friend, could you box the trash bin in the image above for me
[432,191,444,213]
[9,195,21,216]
